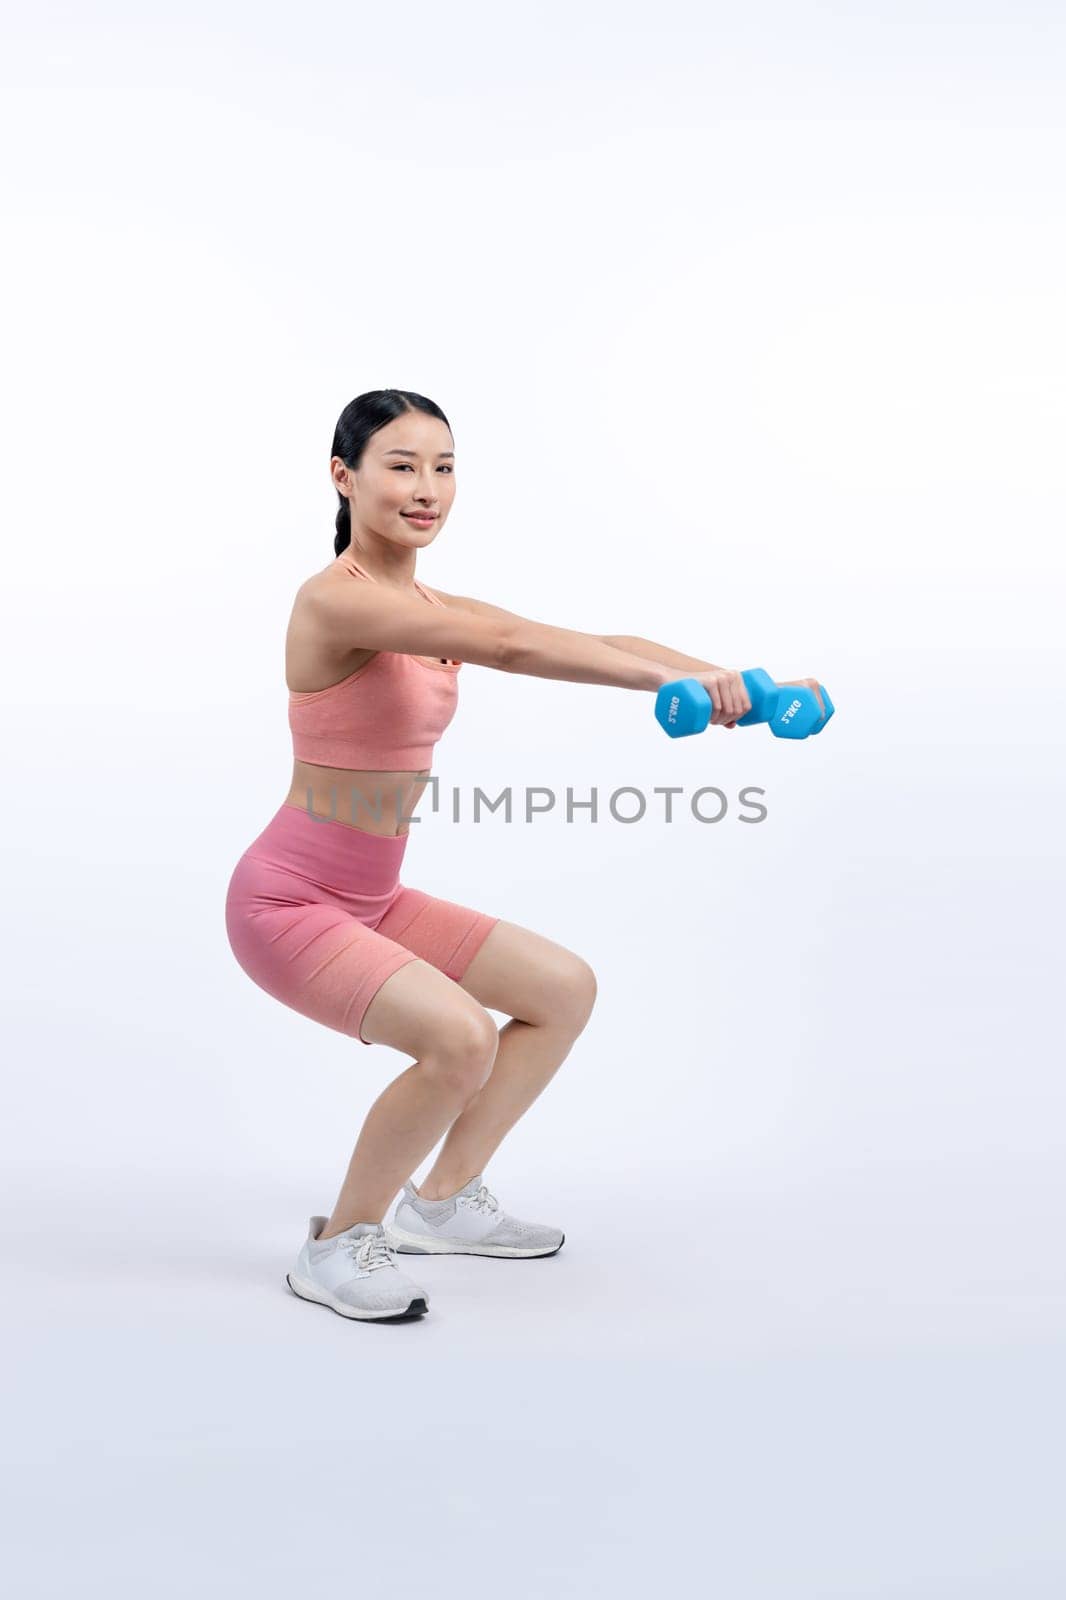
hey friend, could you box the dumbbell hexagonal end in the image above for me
[769,686,823,739]
[655,677,710,738]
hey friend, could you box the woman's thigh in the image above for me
[449,917,598,1031]
[226,857,503,1055]
[360,883,505,1053]
[357,957,498,1060]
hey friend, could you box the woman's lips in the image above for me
[402,513,436,525]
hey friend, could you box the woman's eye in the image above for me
[391,464,454,472]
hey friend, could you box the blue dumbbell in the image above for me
[655,668,835,740]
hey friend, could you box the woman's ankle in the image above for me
[416,1174,474,1202]
[320,1214,383,1240]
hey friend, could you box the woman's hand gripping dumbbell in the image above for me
[655,668,835,741]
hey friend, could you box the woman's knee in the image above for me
[422,1006,499,1099]
[555,956,598,1034]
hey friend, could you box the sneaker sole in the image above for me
[285,1273,428,1321]
[385,1223,565,1259]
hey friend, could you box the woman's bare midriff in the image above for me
[283,761,431,837]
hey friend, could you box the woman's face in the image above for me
[332,412,456,548]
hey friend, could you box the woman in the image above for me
[224,387,756,1325]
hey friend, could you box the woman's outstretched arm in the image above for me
[500,619,677,692]
[304,576,680,693]
[425,586,745,711]
[599,634,722,674]
[428,589,722,686]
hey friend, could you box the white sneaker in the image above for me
[386,1173,565,1259]
[286,1217,429,1320]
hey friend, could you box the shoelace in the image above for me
[343,1229,395,1272]
[464,1183,500,1216]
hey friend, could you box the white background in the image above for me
[2,2,1064,1594]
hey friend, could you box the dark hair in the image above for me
[331,388,453,556]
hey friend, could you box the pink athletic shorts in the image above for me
[224,802,500,1046]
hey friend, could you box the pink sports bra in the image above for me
[288,554,462,770]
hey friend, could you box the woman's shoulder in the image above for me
[296,555,360,601]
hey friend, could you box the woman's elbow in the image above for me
[488,619,521,672]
